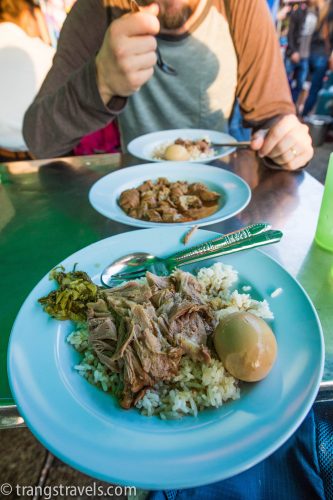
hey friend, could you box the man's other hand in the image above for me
[96,4,159,104]
[251,114,313,171]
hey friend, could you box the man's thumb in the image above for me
[142,2,159,16]
[251,129,267,151]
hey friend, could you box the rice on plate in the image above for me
[64,262,274,420]
[152,137,215,161]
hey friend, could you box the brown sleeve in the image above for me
[23,0,126,159]
[225,0,295,128]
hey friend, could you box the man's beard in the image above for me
[159,4,193,29]
[139,0,198,30]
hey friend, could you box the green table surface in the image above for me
[1,151,332,411]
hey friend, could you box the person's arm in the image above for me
[227,0,312,170]
[23,0,125,159]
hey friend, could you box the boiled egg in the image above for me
[164,144,190,161]
[214,311,277,382]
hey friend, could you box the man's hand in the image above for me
[251,114,313,171]
[290,52,300,64]
[96,4,159,105]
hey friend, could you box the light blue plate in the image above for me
[8,228,324,490]
[89,163,251,228]
[127,129,237,162]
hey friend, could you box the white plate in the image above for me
[88,163,251,228]
[127,129,237,162]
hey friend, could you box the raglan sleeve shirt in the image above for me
[23,0,295,159]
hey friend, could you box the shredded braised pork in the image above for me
[87,270,214,408]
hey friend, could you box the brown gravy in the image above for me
[180,201,220,222]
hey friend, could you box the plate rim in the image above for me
[7,228,325,489]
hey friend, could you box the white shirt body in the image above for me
[0,23,55,151]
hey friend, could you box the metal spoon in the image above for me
[101,223,282,287]
[211,141,251,149]
[130,0,177,76]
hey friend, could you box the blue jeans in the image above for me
[285,57,309,104]
[149,406,329,500]
[229,101,251,141]
[303,54,329,116]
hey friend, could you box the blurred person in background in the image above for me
[302,0,333,115]
[285,0,320,107]
[276,4,292,59]
[0,0,55,161]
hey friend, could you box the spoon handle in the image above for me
[168,223,269,263]
[166,224,282,267]
[212,141,251,148]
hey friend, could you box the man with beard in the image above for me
[23,0,313,170]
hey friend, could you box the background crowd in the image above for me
[0,0,332,160]
[280,0,333,117]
